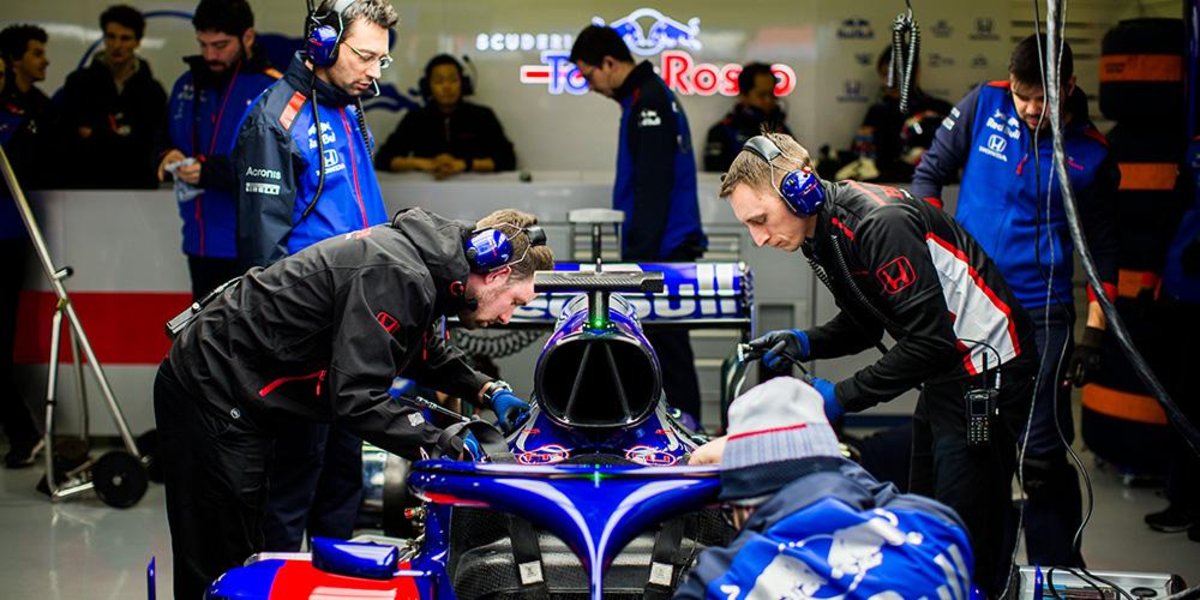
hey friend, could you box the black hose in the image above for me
[451,329,545,359]
[1045,0,1200,455]
[890,1,920,114]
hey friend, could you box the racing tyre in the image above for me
[1100,18,1185,122]
[92,450,148,509]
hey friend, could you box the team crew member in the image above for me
[721,132,1037,595]
[912,35,1119,567]
[703,62,793,173]
[155,207,550,600]
[569,25,707,424]
[375,54,516,179]
[682,378,974,599]
[57,4,166,189]
[232,0,396,556]
[158,0,279,300]
[0,24,54,468]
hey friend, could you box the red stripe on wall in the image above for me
[14,291,192,365]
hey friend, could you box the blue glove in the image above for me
[749,329,810,372]
[461,431,482,461]
[489,389,530,434]
[807,376,844,421]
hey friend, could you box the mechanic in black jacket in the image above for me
[375,54,515,179]
[719,132,1037,596]
[153,207,553,600]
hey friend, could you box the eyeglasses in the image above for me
[342,42,393,70]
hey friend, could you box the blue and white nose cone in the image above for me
[534,294,662,429]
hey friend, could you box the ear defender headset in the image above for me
[305,0,357,67]
[742,135,826,216]
[465,224,548,273]
[418,54,475,100]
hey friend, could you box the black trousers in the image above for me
[910,355,1035,598]
[0,239,39,450]
[154,360,272,600]
[261,421,363,550]
[186,255,244,302]
[1159,297,1200,514]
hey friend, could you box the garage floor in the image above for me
[1,440,1198,599]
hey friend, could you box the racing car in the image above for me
[202,260,754,600]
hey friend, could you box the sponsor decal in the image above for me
[970,54,989,69]
[245,165,282,180]
[245,182,281,195]
[638,108,661,127]
[321,148,346,174]
[876,256,917,294]
[837,80,869,103]
[516,444,572,465]
[307,121,336,149]
[625,445,678,466]
[970,17,1000,41]
[928,53,956,68]
[931,19,953,38]
[984,109,1022,140]
[978,134,1009,161]
[837,17,874,40]
[854,52,873,66]
[376,311,400,333]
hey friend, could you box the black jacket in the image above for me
[703,104,792,173]
[56,54,167,189]
[166,208,491,458]
[374,101,516,171]
[803,181,1035,411]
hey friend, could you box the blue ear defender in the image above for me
[465,225,547,273]
[306,0,356,68]
[742,135,826,216]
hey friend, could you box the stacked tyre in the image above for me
[1081,18,1188,474]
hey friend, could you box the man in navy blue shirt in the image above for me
[569,25,708,424]
[913,35,1119,568]
[159,0,279,300]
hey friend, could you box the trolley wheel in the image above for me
[92,451,148,509]
[135,429,164,483]
[381,454,418,538]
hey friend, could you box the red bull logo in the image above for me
[519,9,796,97]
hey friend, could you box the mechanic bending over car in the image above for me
[678,377,974,599]
[153,207,552,600]
[703,132,1038,597]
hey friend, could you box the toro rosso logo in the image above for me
[625,445,678,466]
[594,8,702,57]
[516,444,571,465]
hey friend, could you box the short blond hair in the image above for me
[475,209,554,280]
[718,132,813,198]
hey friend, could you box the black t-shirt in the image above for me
[374,101,516,171]
[803,180,1035,410]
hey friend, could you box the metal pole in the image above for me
[0,147,140,458]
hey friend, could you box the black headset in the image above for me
[418,54,475,100]
[305,0,355,67]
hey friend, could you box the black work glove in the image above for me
[747,329,810,372]
[1064,326,1104,387]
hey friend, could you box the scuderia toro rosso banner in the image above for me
[517,8,797,97]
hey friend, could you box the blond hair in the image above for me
[718,132,813,198]
[475,209,555,280]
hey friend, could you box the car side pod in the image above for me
[311,537,399,580]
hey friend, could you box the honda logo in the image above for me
[987,134,1007,153]
[877,256,917,294]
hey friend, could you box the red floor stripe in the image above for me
[14,291,192,365]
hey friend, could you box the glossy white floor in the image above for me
[1,440,1197,599]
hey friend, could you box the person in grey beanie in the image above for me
[678,377,977,599]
